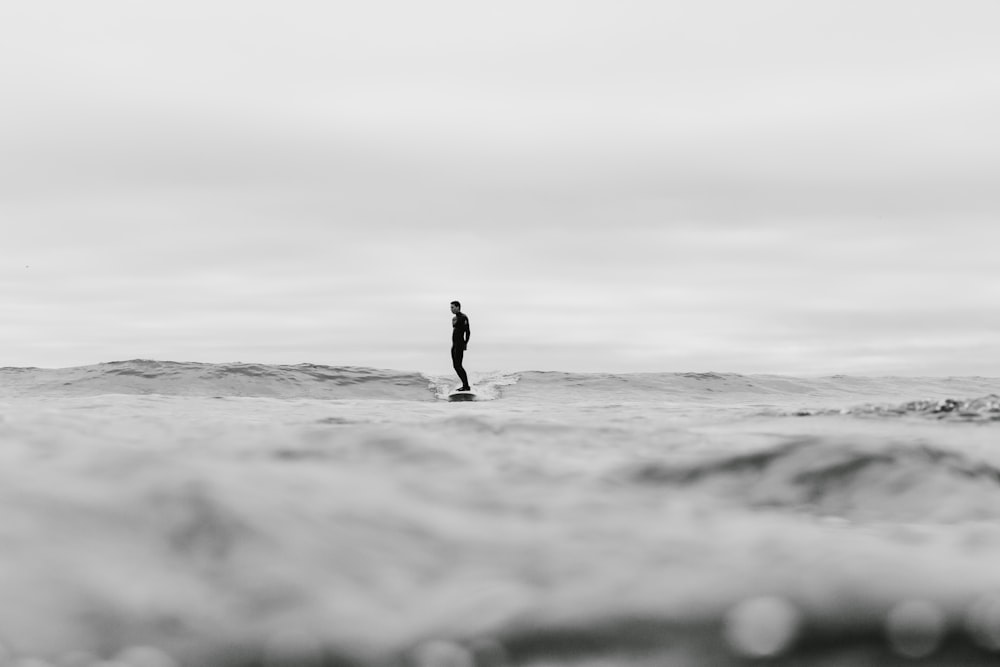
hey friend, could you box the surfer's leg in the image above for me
[452,346,470,390]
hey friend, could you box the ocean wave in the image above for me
[512,370,768,396]
[794,395,1000,422]
[622,437,1000,522]
[3,362,999,409]
[0,359,436,400]
[509,371,1000,405]
[425,370,521,401]
[4,386,1000,665]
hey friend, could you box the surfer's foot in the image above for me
[459,386,471,391]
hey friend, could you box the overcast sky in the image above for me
[3,1,999,375]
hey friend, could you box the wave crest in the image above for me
[0,359,435,400]
[798,395,1000,422]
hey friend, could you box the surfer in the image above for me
[450,300,471,391]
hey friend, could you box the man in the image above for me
[450,300,471,391]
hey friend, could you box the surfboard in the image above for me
[448,389,477,402]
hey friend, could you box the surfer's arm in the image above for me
[464,318,471,348]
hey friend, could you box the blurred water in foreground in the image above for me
[1,360,1000,666]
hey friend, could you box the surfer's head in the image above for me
[450,300,461,313]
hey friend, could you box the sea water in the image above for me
[1,360,1000,666]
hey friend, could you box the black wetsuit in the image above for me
[452,312,470,389]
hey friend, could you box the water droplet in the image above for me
[723,596,800,658]
[886,599,946,658]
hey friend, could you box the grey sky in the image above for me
[3,1,999,374]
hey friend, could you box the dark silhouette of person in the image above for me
[450,300,471,390]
